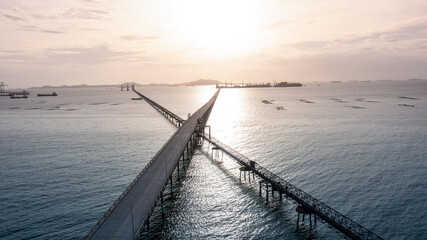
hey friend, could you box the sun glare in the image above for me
[170,0,261,58]
[209,89,244,132]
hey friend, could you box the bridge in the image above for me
[202,135,383,240]
[84,89,220,240]
[127,89,383,240]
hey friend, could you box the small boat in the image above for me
[37,92,57,97]
[398,104,415,107]
[131,97,142,100]
[262,100,273,104]
[276,106,285,110]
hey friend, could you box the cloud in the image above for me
[17,25,65,34]
[21,25,39,29]
[41,46,132,65]
[0,45,151,66]
[282,41,328,51]
[264,20,316,29]
[31,13,58,20]
[279,20,427,57]
[1,6,111,21]
[340,21,427,45]
[259,51,427,82]
[0,50,30,63]
[120,35,160,41]
[61,8,109,20]
[40,30,65,34]
[265,20,292,29]
[43,46,152,65]
[0,7,25,21]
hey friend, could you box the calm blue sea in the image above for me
[0,80,426,239]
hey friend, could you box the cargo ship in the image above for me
[216,81,302,88]
[37,92,58,97]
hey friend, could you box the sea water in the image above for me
[0,80,426,239]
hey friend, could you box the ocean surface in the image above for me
[0,80,426,239]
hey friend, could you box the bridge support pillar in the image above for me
[160,192,164,216]
[259,181,262,196]
[295,206,315,230]
[182,153,185,168]
[146,218,150,240]
[170,176,173,195]
[204,125,211,139]
[266,184,269,203]
[177,161,180,182]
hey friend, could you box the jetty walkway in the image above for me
[131,90,383,240]
[203,135,382,240]
[84,89,220,240]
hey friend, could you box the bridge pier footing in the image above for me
[160,193,164,216]
[146,218,150,240]
[177,161,180,182]
[182,153,185,168]
[266,184,269,203]
[170,176,173,195]
[296,206,314,230]
[239,167,252,182]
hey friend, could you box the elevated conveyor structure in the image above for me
[84,89,220,240]
[133,90,383,240]
[202,135,383,240]
[133,89,184,127]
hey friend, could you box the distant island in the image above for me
[27,78,427,90]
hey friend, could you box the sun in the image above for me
[170,0,261,58]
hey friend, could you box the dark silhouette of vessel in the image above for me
[216,81,302,88]
[37,92,58,97]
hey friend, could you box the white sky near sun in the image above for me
[1,0,427,88]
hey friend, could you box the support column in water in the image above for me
[160,192,164,216]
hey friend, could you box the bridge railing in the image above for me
[134,89,183,122]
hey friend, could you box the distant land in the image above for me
[30,79,222,89]
[23,78,427,90]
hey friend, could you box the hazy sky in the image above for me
[1,0,427,88]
